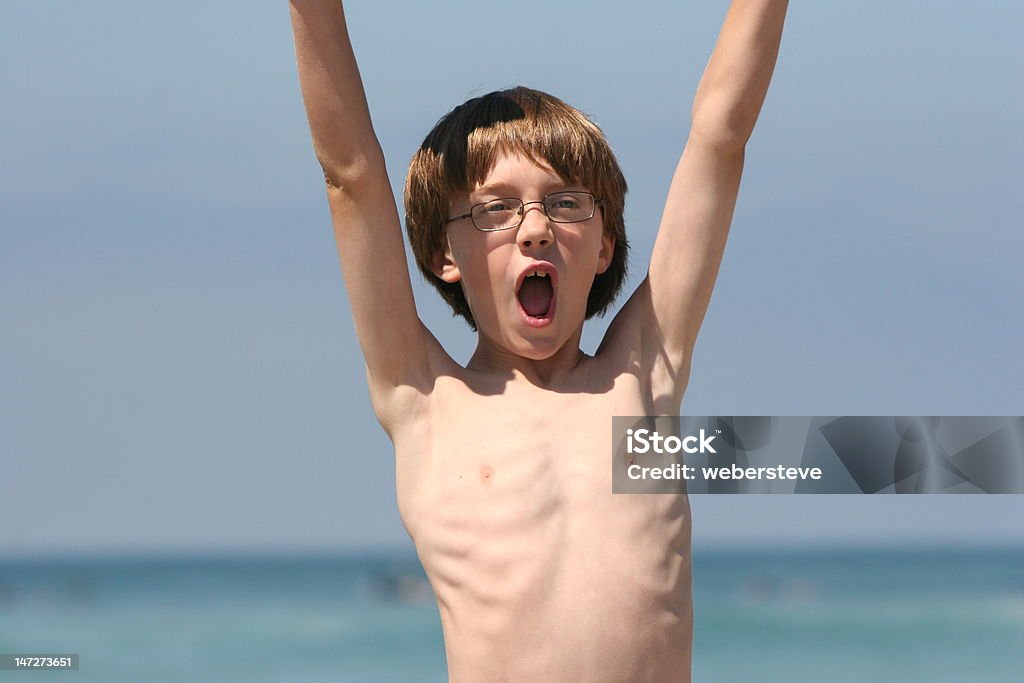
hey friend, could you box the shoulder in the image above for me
[595,278,693,410]
[367,327,460,439]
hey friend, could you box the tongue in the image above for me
[519,277,553,317]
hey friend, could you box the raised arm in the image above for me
[290,1,429,399]
[619,0,788,395]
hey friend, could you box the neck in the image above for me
[467,327,587,388]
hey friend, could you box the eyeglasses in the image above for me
[446,191,603,232]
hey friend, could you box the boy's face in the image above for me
[437,153,615,359]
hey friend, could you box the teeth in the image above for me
[529,270,548,278]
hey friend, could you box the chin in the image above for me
[507,324,574,359]
[512,340,562,360]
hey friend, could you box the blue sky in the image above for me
[2,1,1022,556]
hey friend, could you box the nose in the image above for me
[516,201,553,250]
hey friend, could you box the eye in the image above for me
[482,200,515,213]
[548,194,582,209]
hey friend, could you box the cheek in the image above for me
[451,237,514,293]
[561,230,603,269]
[447,233,482,272]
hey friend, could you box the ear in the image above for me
[432,236,462,283]
[595,233,616,275]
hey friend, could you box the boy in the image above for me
[289,1,787,680]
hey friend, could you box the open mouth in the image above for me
[516,267,557,327]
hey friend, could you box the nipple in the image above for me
[479,465,493,485]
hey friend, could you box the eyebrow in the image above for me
[472,180,584,199]
[472,182,518,197]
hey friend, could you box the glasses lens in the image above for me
[544,192,594,223]
[472,199,523,231]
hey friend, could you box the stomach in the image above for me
[410,479,693,682]
[432,548,694,683]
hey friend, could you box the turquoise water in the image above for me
[1,547,1022,682]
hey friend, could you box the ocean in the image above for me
[1,546,1021,682]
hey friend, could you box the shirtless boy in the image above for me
[289,2,787,680]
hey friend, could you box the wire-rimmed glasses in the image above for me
[446,191,603,232]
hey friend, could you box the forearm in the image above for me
[691,0,788,147]
[290,0,382,185]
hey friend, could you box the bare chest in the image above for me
[391,374,691,641]
[395,375,653,546]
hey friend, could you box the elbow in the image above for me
[688,116,752,154]
[690,100,758,152]
[316,145,386,193]
[688,129,748,157]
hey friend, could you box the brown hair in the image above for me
[404,86,629,330]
